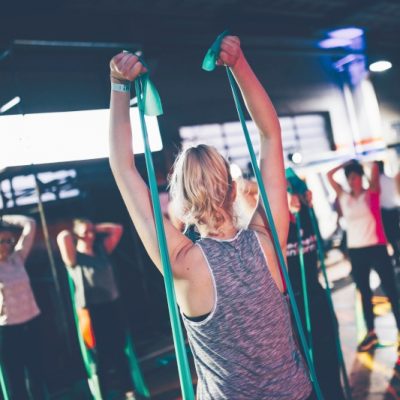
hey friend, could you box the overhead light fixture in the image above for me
[329,27,364,40]
[318,38,352,49]
[0,96,21,113]
[288,152,302,164]
[369,60,392,72]
[318,26,364,50]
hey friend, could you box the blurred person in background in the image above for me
[327,160,400,352]
[57,219,136,400]
[377,160,400,267]
[0,215,47,399]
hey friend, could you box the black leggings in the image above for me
[88,300,134,394]
[0,316,46,400]
[349,245,400,331]
[295,286,345,400]
[381,208,400,260]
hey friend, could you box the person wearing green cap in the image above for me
[109,36,311,399]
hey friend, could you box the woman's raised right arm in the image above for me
[108,53,193,278]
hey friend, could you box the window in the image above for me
[0,108,162,169]
[0,170,79,209]
[179,113,334,170]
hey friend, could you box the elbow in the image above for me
[109,157,135,181]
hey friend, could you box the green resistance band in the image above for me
[203,32,323,400]
[286,167,352,399]
[125,333,151,398]
[67,274,102,400]
[133,69,195,400]
[0,363,10,400]
[294,212,314,364]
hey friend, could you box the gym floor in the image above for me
[330,250,400,400]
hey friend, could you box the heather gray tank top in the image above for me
[68,246,119,309]
[182,229,311,400]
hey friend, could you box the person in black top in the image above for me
[287,190,345,400]
[57,219,136,400]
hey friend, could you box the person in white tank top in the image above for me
[327,160,400,354]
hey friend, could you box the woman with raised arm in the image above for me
[0,215,46,399]
[327,160,400,352]
[109,36,311,399]
[57,219,136,399]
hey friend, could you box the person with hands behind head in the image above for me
[327,160,400,353]
[57,219,136,400]
[0,215,47,399]
[109,36,312,400]
[287,189,345,399]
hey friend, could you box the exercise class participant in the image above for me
[377,160,400,266]
[57,219,136,399]
[327,160,400,351]
[0,215,46,399]
[108,35,311,399]
[287,189,345,399]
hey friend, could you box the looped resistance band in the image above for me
[202,32,323,400]
[0,364,10,400]
[134,65,195,400]
[67,274,102,399]
[294,212,314,363]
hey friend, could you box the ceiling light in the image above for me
[329,27,364,40]
[0,96,21,113]
[369,60,392,72]
[318,38,352,49]
[288,152,302,164]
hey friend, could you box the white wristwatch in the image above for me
[111,82,131,93]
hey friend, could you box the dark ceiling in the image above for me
[1,0,399,116]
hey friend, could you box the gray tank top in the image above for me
[182,229,311,400]
[68,246,119,309]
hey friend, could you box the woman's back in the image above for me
[183,229,311,400]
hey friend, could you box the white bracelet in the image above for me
[111,82,131,93]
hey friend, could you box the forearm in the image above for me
[109,84,135,175]
[95,223,123,252]
[2,215,35,229]
[369,162,380,192]
[95,223,122,233]
[230,55,281,140]
[327,164,343,183]
[5,215,37,257]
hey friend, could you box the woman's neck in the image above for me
[351,188,364,197]
[198,219,238,240]
[76,241,94,256]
